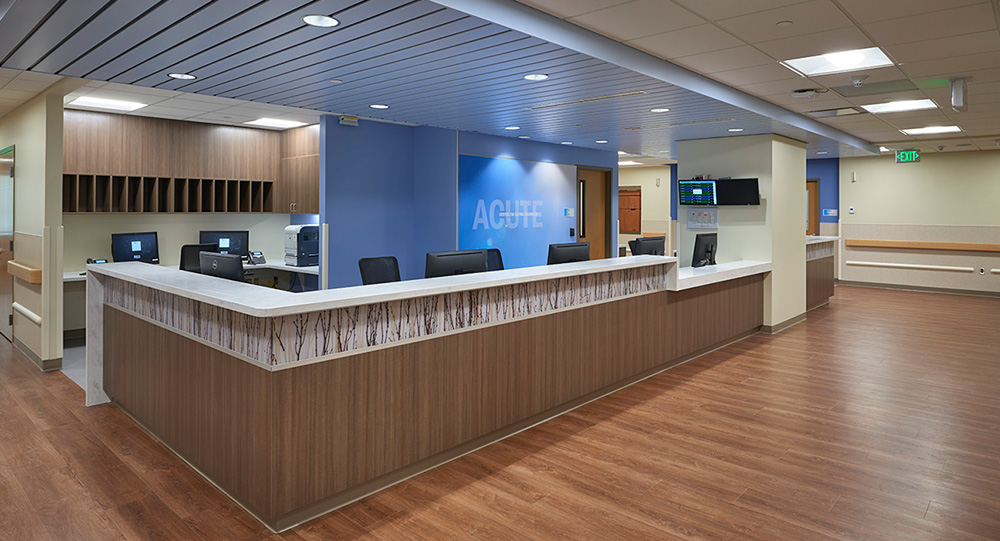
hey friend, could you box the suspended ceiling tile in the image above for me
[845,90,931,107]
[514,0,633,19]
[673,46,774,74]
[2,79,52,92]
[711,62,801,86]
[864,3,997,46]
[0,97,22,108]
[835,0,988,24]
[753,26,873,61]
[153,98,233,112]
[626,24,744,59]
[0,88,39,100]
[124,105,206,118]
[886,31,1000,64]
[671,0,804,21]
[566,0,704,41]
[189,112,261,124]
[714,0,853,43]
[810,66,908,89]
[739,78,818,97]
[900,51,1000,79]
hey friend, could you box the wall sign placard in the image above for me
[895,149,920,163]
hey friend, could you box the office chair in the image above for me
[486,248,504,271]
[179,243,218,273]
[359,256,401,285]
[627,240,637,255]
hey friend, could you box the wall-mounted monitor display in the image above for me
[716,178,760,206]
[111,232,159,264]
[199,230,249,258]
[678,180,717,205]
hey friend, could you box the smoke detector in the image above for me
[790,89,827,99]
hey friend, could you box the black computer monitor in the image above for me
[199,230,249,258]
[692,233,717,268]
[632,236,665,256]
[179,243,218,273]
[547,242,590,265]
[111,232,159,264]
[425,250,488,278]
[199,252,245,282]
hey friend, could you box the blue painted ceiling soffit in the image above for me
[0,0,875,158]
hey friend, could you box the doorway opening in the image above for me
[577,168,612,260]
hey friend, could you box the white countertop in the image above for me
[88,255,678,317]
[806,236,839,245]
[673,260,772,291]
[66,262,319,282]
[64,271,88,283]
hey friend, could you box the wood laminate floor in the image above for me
[2,285,999,540]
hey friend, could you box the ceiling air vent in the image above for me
[527,90,647,110]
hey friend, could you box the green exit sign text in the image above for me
[895,149,921,163]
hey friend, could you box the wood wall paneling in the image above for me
[806,256,836,309]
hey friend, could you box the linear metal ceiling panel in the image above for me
[0,0,871,157]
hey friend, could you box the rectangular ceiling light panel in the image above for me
[782,47,893,77]
[861,99,937,114]
[245,118,308,129]
[68,96,147,111]
[900,126,961,136]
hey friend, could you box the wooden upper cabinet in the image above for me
[618,191,641,233]
[276,125,320,214]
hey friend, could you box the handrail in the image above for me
[7,260,42,284]
[845,239,1000,253]
[12,302,41,325]
[845,261,974,272]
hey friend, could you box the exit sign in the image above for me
[895,149,921,163]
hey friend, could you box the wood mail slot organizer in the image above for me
[62,174,274,214]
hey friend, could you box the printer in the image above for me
[284,225,319,267]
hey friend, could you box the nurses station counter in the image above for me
[85,256,770,532]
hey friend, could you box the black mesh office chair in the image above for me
[179,243,218,273]
[627,240,638,255]
[358,256,401,285]
[486,248,504,271]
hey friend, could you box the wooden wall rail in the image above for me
[845,238,1000,253]
[7,260,42,284]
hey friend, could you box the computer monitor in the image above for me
[199,252,245,282]
[199,230,249,258]
[547,242,590,265]
[632,236,665,256]
[111,232,159,264]
[425,250,488,278]
[179,243,218,273]
[692,233,717,268]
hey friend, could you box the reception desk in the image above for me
[86,256,770,531]
[806,236,838,309]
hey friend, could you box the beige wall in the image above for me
[677,134,806,327]
[618,166,672,249]
[63,214,291,271]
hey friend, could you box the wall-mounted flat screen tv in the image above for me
[678,180,717,205]
[716,178,760,205]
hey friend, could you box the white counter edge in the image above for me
[672,260,772,291]
[806,236,839,245]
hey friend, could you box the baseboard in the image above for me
[64,328,86,349]
[836,280,1000,299]
[14,337,62,371]
[760,312,807,335]
[807,300,830,311]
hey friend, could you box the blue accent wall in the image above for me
[806,158,840,223]
[669,163,679,221]
[320,118,617,288]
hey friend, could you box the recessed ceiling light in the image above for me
[560,141,573,145]
[595,140,608,144]
[504,126,520,130]
[329,78,343,84]
[900,125,961,136]
[650,108,670,113]
[523,74,549,81]
[618,161,642,166]
[861,99,937,114]
[728,128,744,132]
[879,146,891,152]
[618,151,627,155]
[302,14,339,28]
[776,20,793,27]
[781,47,893,77]
[68,96,147,112]
[369,104,389,109]
[245,118,308,129]
[817,151,828,155]
[167,73,196,80]
[517,135,531,139]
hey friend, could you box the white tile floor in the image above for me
[62,345,86,390]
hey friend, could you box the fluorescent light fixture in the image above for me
[560,141,573,145]
[244,118,308,129]
[650,108,670,113]
[369,104,389,109]
[68,96,147,112]
[861,99,936,114]
[329,78,343,84]
[504,126,520,130]
[523,74,549,81]
[302,14,339,27]
[781,47,893,77]
[816,151,828,155]
[879,146,891,152]
[595,140,608,144]
[618,161,642,166]
[900,126,961,136]
[728,128,744,132]
[168,73,196,80]
[618,151,627,155]
[517,135,531,139]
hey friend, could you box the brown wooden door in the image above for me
[578,169,608,260]
[618,191,641,233]
[806,179,819,236]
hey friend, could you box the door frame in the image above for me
[576,166,614,258]
[0,145,14,342]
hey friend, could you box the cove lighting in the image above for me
[781,47,893,77]
[595,140,608,144]
[245,118,308,129]
[523,74,549,81]
[369,104,389,109]
[168,73,196,80]
[504,126,520,130]
[517,135,531,139]
[900,126,961,136]
[650,108,670,113]
[68,96,147,112]
[560,141,573,145]
[861,99,936,114]
[302,15,339,28]
[728,128,744,132]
